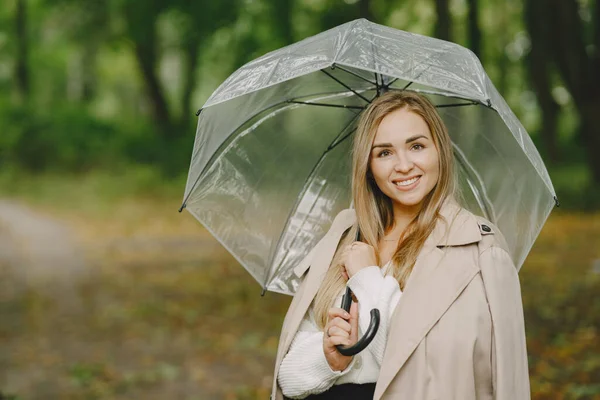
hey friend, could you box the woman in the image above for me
[271,91,530,400]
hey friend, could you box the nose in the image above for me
[393,153,414,173]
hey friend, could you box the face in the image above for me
[369,107,440,215]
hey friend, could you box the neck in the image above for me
[384,204,420,237]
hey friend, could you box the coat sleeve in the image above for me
[479,245,531,400]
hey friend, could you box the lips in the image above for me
[392,176,421,187]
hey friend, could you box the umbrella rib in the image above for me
[386,87,492,108]
[386,77,399,88]
[265,113,361,286]
[435,101,479,108]
[399,57,436,90]
[180,90,373,211]
[453,144,496,221]
[321,69,372,104]
[287,100,365,110]
[326,127,357,153]
[332,64,377,85]
[402,80,414,90]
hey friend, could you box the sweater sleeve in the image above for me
[346,266,402,366]
[277,308,356,399]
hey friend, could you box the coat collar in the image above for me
[425,199,482,247]
[332,198,483,249]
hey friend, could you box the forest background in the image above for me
[0,0,599,399]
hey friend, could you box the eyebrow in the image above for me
[371,135,429,150]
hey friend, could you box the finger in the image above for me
[328,325,350,338]
[326,334,353,347]
[328,307,351,320]
[341,269,349,281]
[349,301,359,340]
[329,317,352,332]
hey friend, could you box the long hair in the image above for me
[312,90,458,329]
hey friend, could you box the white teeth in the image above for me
[395,177,419,186]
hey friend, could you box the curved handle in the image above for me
[335,286,380,356]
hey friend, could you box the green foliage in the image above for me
[0,0,596,202]
[550,163,600,211]
[0,101,118,171]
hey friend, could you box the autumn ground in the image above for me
[0,174,598,399]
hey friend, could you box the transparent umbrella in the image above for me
[180,18,557,296]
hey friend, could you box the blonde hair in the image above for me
[313,90,458,329]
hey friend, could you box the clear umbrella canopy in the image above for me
[182,19,557,295]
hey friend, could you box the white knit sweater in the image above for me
[278,264,402,399]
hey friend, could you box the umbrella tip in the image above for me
[260,288,267,297]
[195,108,203,117]
[178,203,186,213]
[554,196,560,207]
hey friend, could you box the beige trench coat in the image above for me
[271,201,530,400]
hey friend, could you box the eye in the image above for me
[411,143,425,151]
[377,149,392,157]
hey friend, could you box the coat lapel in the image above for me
[374,201,484,399]
[374,245,479,398]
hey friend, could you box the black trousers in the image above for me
[302,383,376,400]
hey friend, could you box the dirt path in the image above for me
[0,199,88,305]
[0,199,280,399]
[0,200,91,396]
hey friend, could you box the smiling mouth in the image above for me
[393,176,421,187]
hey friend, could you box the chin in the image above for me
[395,197,425,208]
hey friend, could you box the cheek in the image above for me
[369,161,382,179]
[421,149,440,175]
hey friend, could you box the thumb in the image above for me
[350,301,359,342]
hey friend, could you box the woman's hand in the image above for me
[322,302,359,371]
[342,241,377,278]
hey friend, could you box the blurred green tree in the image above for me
[525,0,600,186]
[14,0,30,103]
[118,0,240,138]
[434,0,451,41]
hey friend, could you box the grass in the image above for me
[0,171,599,399]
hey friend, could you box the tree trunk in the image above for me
[133,41,172,137]
[272,0,294,45]
[524,0,560,163]
[595,0,600,54]
[15,0,29,102]
[434,0,452,41]
[180,39,199,129]
[466,0,482,61]
[358,0,374,21]
[81,42,98,103]
[124,1,173,138]
[545,0,600,184]
[580,98,600,185]
[547,0,589,103]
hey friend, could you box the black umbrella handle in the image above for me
[335,227,380,356]
[335,286,380,356]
